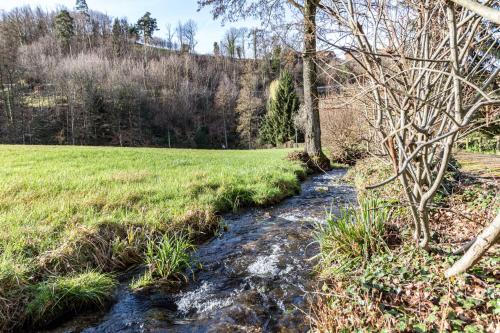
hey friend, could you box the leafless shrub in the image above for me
[320,91,373,164]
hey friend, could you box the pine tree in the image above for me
[75,0,89,13]
[260,70,299,146]
[137,12,158,45]
[112,18,123,56]
[54,10,75,54]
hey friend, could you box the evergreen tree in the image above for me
[112,18,123,56]
[75,0,89,13]
[260,70,299,146]
[75,0,91,50]
[54,10,75,54]
[213,42,220,56]
[136,12,158,45]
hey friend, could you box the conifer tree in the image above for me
[112,18,123,56]
[137,12,158,45]
[260,70,299,146]
[54,10,75,54]
[75,0,89,13]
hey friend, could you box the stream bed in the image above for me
[46,169,356,333]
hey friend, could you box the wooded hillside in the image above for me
[0,5,311,148]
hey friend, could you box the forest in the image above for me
[0,4,332,149]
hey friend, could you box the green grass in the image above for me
[0,145,305,329]
[131,234,194,289]
[27,272,117,324]
[22,95,66,108]
[316,199,389,279]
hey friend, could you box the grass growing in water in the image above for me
[131,234,195,289]
[316,199,389,278]
[27,272,117,325]
[0,145,305,329]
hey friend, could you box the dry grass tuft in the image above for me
[37,222,144,274]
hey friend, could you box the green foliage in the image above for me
[460,183,499,211]
[316,244,499,332]
[75,0,89,13]
[316,199,389,278]
[136,11,158,43]
[459,132,498,154]
[131,234,194,289]
[270,45,282,75]
[54,10,74,53]
[260,70,299,146]
[27,272,117,323]
[0,146,305,328]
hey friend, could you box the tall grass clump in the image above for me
[131,234,195,289]
[0,257,31,332]
[27,271,117,325]
[316,199,389,278]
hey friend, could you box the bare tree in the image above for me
[320,0,499,249]
[176,21,186,50]
[223,27,240,58]
[215,73,238,148]
[183,19,198,53]
[450,0,500,24]
[165,23,175,50]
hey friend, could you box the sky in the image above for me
[0,0,258,54]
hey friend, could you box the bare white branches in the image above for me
[320,0,499,249]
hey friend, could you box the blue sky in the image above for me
[0,0,258,54]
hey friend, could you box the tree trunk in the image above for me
[302,0,330,168]
[445,212,500,277]
[418,207,430,250]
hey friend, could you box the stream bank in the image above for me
[46,170,356,333]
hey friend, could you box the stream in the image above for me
[45,169,356,333]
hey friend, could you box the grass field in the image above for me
[0,145,305,329]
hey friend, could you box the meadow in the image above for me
[0,145,305,329]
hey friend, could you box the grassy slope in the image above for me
[0,145,305,329]
[1,146,304,255]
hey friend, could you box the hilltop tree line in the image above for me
[0,2,308,148]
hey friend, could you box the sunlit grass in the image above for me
[131,234,195,289]
[27,271,117,324]
[0,145,305,328]
[316,199,389,278]
[0,145,304,258]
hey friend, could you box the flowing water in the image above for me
[46,170,356,333]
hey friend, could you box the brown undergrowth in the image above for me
[287,151,333,173]
[311,158,499,332]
